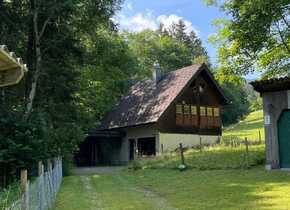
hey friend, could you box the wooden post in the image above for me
[179,143,185,165]
[199,137,202,152]
[21,169,29,210]
[38,161,44,210]
[258,130,262,144]
[161,144,164,153]
[47,159,53,208]
[245,137,249,169]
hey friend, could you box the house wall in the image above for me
[158,71,222,135]
[119,124,219,162]
[159,133,220,152]
[262,90,288,169]
[119,124,159,162]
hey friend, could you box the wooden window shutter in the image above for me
[183,104,191,126]
[213,107,220,127]
[191,105,198,126]
[200,106,207,129]
[191,106,197,115]
[214,108,220,117]
[176,104,183,126]
[200,106,206,116]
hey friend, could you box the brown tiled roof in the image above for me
[251,76,290,93]
[99,63,227,130]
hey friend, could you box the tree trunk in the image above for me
[24,5,42,120]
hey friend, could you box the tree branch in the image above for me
[274,21,290,54]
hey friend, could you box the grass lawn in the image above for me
[54,110,290,210]
[223,110,264,141]
[54,167,290,210]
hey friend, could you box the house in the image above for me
[251,77,290,170]
[0,45,28,87]
[75,63,228,166]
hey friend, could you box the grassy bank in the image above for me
[129,145,264,170]
[223,110,264,141]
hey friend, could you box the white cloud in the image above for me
[116,11,158,32]
[157,14,200,36]
[115,12,200,36]
[126,3,133,11]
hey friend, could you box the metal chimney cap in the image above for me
[153,61,160,69]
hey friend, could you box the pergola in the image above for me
[0,45,28,87]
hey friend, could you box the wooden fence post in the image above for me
[258,130,262,144]
[47,159,53,209]
[199,137,202,152]
[179,143,185,165]
[20,169,29,210]
[38,161,44,210]
[161,144,164,153]
[245,137,249,169]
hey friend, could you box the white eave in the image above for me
[0,45,28,87]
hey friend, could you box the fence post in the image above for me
[199,137,202,152]
[38,161,44,210]
[245,137,249,169]
[54,157,59,195]
[258,130,262,144]
[179,143,185,165]
[20,169,29,210]
[47,159,53,209]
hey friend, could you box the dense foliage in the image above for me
[0,0,122,186]
[0,0,259,187]
[205,0,290,78]
[0,0,211,186]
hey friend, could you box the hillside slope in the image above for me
[223,110,264,141]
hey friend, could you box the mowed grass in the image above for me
[53,110,290,210]
[54,168,290,210]
[223,110,264,141]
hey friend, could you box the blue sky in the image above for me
[116,0,226,65]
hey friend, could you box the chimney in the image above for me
[152,61,161,84]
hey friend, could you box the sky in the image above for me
[115,0,259,80]
[115,0,226,65]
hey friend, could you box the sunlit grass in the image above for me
[223,110,264,141]
[54,167,290,210]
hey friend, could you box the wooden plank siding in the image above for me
[157,71,222,135]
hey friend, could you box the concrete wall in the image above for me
[159,133,220,152]
[118,124,219,163]
[120,124,159,163]
[262,90,288,169]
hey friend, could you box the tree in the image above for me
[160,19,210,65]
[0,0,123,185]
[205,0,290,78]
[215,70,251,125]
[77,28,139,129]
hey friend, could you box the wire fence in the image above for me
[4,157,62,210]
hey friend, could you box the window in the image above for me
[214,107,220,117]
[184,104,190,115]
[207,107,213,117]
[176,104,183,114]
[191,106,197,115]
[200,106,206,116]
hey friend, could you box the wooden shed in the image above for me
[251,77,290,170]
[0,45,28,87]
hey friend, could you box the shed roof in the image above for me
[250,76,290,93]
[0,45,28,87]
[99,63,227,130]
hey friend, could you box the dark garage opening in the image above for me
[74,131,124,166]
[137,137,156,156]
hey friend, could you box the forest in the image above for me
[1,0,288,187]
